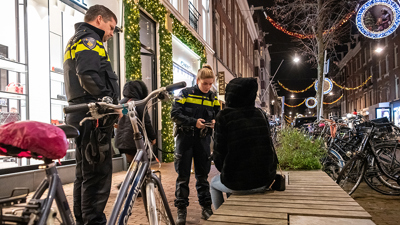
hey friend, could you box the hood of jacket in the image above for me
[225,77,258,108]
[120,80,148,103]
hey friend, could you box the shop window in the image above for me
[0,0,28,169]
[48,4,84,164]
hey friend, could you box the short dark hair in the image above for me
[84,5,117,24]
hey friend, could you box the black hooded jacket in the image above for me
[115,81,156,151]
[213,78,276,190]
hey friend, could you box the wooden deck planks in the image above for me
[218,205,371,219]
[199,170,374,224]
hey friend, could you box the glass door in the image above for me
[139,12,158,155]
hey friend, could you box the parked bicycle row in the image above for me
[279,114,400,196]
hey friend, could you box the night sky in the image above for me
[247,0,320,115]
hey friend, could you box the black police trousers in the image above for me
[70,118,113,225]
[174,132,212,209]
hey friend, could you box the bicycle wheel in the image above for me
[322,149,344,181]
[364,159,400,195]
[374,142,400,181]
[145,173,174,225]
[336,156,367,195]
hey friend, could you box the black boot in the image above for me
[176,207,187,225]
[201,205,213,220]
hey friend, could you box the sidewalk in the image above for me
[56,163,400,225]
[61,162,219,225]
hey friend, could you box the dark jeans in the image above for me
[174,133,212,209]
[68,115,113,225]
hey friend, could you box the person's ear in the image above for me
[96,15,103,25]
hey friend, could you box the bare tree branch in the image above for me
[268,0,357,117]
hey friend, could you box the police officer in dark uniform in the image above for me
[63,5,119,225]
[171,64,220,224]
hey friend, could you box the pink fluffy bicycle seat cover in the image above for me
[0,121,68,159]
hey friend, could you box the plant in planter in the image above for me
[275,127,326,170]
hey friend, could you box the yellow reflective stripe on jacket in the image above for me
[176,98,186,104]
[188,94,204,98]
[186,97,203,105]
[75,42,106,57]
[178,96,217,107]
[63,40,106,63]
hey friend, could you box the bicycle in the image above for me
[336,121,400,196]
[0,81,186,225]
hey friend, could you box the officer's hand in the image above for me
[210,119,215,129]
[196,118,206,129]
[151,139,156,145]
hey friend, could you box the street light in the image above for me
[289,112,292,114]
[293,56,300,63]
[291,94,294,98]
[375,47,384,53]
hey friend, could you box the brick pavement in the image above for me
[26,164,400,225]
[350,182,400,225]
[61,162,219,225]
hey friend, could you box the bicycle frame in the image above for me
[3,161,75,225]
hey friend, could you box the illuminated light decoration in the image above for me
[284,99,306,108]
[266,10,355,39]
[323,94,344,105]
[356,0,400,39]
[332,76,372,90]
[306,97,318,108]
[278,81,316,93]
[315,78,333,95]
[123,0,206,162]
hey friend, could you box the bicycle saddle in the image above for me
[0,121,72,159]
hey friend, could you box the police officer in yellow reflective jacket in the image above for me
[63,5,118,225]
[171,64,220,224]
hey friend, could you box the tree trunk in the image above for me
[316,0,324,118]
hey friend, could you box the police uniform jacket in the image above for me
[63,22,119,104]
[171,85,220,129]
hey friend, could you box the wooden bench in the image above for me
[201,170,375,225]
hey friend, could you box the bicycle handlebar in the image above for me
[63,81,187,115]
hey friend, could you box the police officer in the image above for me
[63,5,119,225]
[171,64,220,224]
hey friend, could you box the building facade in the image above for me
[212,0,258,103]
[332,30,400,126]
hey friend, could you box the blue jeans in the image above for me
[210,174,268,210]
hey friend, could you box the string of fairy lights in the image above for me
[284,94,343,108]
[266,10,355,39]
[279,81,316,93]
[279,76,371,108]
[124,0,206,162]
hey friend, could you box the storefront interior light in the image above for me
[172,35,201,60]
